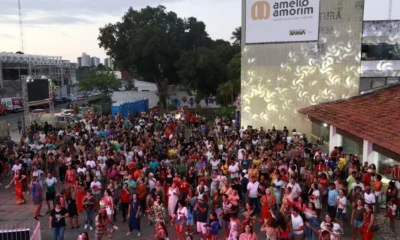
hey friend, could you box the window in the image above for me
[386,77,399,84]
[56,116,65,121]
[359,77,400,92]
[7,101,11,106]
[371,78,386,88]
[377,153,398,178]
[361,44,400,60]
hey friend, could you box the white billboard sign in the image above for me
[246,0,320,44]
[364,0,400,21]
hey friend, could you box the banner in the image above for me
[30,222,41,240]
[246,0,320,43]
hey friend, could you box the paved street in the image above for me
[0,100,88,135]
[0,179,398,240]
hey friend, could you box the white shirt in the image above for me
[238,149,246,160]
[247,181,259,198]
[77,167,86,175]
[90,181,102,195]
[176,207,188,220]
[97,156,107,162]
[86,160,96,169]
[336,196,347,213]
[210,159,220,170]
[395,181,400,198]
[228,163,240,178]
[45,177,57,189]
[12,164,22,173]
[99,163,106,173]
[287,182,302,199]
[273,179,283,192]
[32,169,44,178]
[364,192,375,205]
[291,214,304,234]
[351,182,365,191]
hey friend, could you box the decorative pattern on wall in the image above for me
[241,0,364,133]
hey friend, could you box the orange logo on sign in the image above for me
[251,1,270,20]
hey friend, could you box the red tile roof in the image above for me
[299,85,400,154]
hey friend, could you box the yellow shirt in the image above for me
[338,157,347,171]
[253,158,262,168]
[221,164,228,175]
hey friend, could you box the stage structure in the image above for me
[0,52,75,96]
[21,75,54,131]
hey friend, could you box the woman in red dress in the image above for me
[261,189,275,223]
[75,175,85,212]
[361,204,377,240]
[65,165,77,191]
[5,170,26,205]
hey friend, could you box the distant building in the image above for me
[104,58,114,70]
[77,57,82,67]
[81,53,91,67]
[91,57,100,67]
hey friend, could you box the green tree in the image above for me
[96,63,107,71]
[98,6,211,110]
[78,70,120,98]
[176,47,227,98]
[231,27,241,45]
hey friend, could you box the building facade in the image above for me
[91,57,100,67]
[241,0,365,134]
[0,53,75,96]
[81,53,91,67]
[104,58,114,70]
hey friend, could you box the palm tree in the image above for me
[231,27,241,45]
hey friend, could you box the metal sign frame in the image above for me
[21,75,54,132]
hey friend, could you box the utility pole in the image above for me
[18,0,25,52]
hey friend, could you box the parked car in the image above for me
[39,113,78,130]
[60,109,75,116]
[62,96,72,103]
[1,97,23,112]
[54,97,64,105]
[29,109,47,117]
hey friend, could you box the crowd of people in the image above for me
[1,108,400,240]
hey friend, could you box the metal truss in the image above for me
[0,52,70,66]
[21,75,54,131]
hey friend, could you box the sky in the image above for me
[0,0,241,62]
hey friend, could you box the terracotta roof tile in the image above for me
[299,85,400,154]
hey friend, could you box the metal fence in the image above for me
[0,221,40,240]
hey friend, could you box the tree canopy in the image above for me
[98,5,240,109]
[78,70,120,98]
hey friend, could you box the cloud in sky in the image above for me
[0,33,15,38]
[0,0,184,16]
[0,0,240,62]
[0,14,92,25]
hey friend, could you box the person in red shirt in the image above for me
[179,177,190,199]
[164,127,172,139]
[315,160,327,175]
[362,169,373,187]
[173,172,181,189]
[120,183,131,222]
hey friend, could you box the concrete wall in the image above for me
[112,90,222,109]
[241,0,364,133]
[169,91,221,108]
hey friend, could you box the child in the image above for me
[185,200,194,236]
[206,212,220,240]
[387,198,397,230]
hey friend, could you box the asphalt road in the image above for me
[0,99,88,131]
